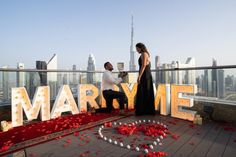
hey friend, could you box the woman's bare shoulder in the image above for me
[141,52,149,58]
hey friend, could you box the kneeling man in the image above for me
[96,62,127,114]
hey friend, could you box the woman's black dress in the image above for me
[135,56,155,115]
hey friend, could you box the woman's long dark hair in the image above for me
[135,43,150,56]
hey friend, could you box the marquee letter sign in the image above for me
[155,84,171,115]
[78,84,100,112]
[121,83,138,109]
[51,85,79,119]
[6,83,198,129]
[171,85,197,121]
[11,86,50,127]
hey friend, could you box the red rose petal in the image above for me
[65,138,72,143]
[143,151,168,157]
[73,132,79,136]
[79,150,90,157]
[172,134,179,140]
[104,122,112,128]
[189,124,196,129]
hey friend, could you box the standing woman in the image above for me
[135,43,155,115]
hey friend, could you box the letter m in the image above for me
[11,86,50,127]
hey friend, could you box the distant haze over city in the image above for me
[0,0,236,70]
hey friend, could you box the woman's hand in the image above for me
[137,75,141,84]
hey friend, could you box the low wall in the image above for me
[192,102,236,122]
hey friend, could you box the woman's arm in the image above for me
[138,53,148,83]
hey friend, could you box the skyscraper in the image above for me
[155,56,161,84]
[185,57,196,84]
[87,54,96,84]
[217,69,225,98]
[47,54,58,98]
[72,65,77,85]
[63,73,69,85]
[225,75,234,91]
[203,69,213,97]
[196,74,204,95]
[57,73,63,86]
[169,57,195,85]
[36,61,47,85]
[161,63,171,84]
[2,66,9,102]
[47,54,58,82]
[16,62,25,87]
[129,15,136,71]
[212,58,218,97]
[170,61,182,84]
[117,62,124,71]
[25,72,40,98]
[210,59,225,98]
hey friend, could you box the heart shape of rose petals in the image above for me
[97,119,168,155]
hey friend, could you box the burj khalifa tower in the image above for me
[129,15,136,71]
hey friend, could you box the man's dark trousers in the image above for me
[96,89,125,113]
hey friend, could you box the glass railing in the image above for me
[1,65,236,121]
[151,65,236,102]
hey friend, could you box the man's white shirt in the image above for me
[102,70,122,91]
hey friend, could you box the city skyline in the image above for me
[0,0,236,70]
[1,56,235,103]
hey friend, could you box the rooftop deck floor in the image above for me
[3,115,236,157]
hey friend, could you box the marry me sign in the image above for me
[9,83,197,127]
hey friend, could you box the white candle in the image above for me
[144,149,149,154]
[127,145,131,149]
[149,145,154,149]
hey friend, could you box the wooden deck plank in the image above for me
[18,115,235,157]
[161,121,201,156]
[25,117,130,157]
[206,126,232,157]
[223,131,236,157]
[173,122,215,157]
[158,119,190,152]
[26,127,102,157]
[190,124,223,157]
